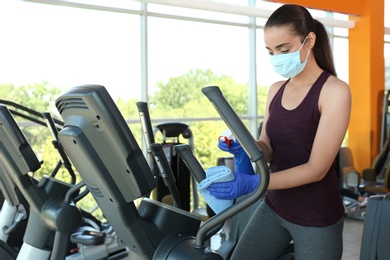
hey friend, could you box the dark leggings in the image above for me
[230,202,344,260]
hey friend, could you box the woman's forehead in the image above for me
[264,26,299,47]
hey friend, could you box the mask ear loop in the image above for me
[298,35,311,63]
[303,49,311,62]
[298,35,309,51]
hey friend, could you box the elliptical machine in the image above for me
[54,84,269,259]
[0,103,130,260]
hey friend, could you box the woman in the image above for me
[207,4,351,259]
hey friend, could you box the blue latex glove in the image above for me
[218,140,255,175]
[207,172,260,200]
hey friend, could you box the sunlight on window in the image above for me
[148,17,249,89]
[0,0,140,100]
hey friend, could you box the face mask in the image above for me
[270,36,310,78]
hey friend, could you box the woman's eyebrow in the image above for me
[275,42,290,49]
[265,42,290,51]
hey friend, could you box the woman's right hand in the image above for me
[218,139,255,175]
[218,140,243,155]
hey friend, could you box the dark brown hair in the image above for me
[265,4,337,76]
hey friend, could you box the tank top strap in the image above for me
[310,71,331,96]
[305,71,331,110]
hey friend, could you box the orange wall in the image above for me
[268,0,363,15]
[349,1,384,171]
[269,0,385,172]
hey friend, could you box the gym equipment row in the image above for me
[0,85,270,259]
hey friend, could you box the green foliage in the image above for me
[116,97,140,119]
[149,69,251,116]
[150,69,217,110]
[257,85,269,116]
[0,82,62,151]
[0,82,61,111]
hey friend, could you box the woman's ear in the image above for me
[307,31,316,48]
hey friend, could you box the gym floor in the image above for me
[342,217,364,260]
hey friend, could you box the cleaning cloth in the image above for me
[198,165,235,214]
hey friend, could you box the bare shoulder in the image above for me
[323,75,351,95]
[320,75,351,110]
[321,75,351,101]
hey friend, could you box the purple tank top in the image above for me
[265,71,344,227]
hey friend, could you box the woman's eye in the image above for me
[268,51,274,56]
[281,50,289,54]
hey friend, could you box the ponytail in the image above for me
[313,19,337,76]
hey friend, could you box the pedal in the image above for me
[70,227,106,246]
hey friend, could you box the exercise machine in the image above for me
[0,104,129,260]
[360,193,390,259]
[55,84,269,259]
[137,102,206,218]
[153,122,193,211]
[136,102,195,211]
[0,104,79,259]
[336,147,367,220]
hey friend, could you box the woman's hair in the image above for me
[265,4,337,76]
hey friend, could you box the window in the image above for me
[0,1,140,101]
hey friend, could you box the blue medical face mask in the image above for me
[270,36,310,78]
